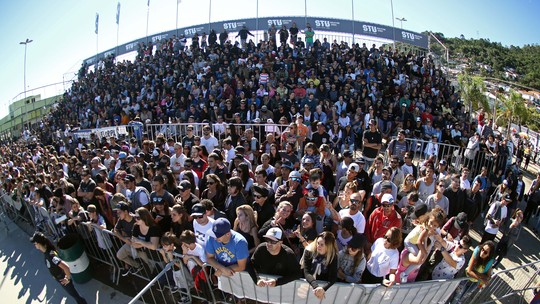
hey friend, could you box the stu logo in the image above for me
[315,20,331,27]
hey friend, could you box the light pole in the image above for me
[396,17,407,29]
[352,0,355,44]
[19,39,33,99]
[390,0,396,52]
[176,0,180,37]
[208,0,212,33]
[20,38,33,130]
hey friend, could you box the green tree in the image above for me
[496,89,529,137]
[457,72,489,116]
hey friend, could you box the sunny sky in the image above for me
[1,0,538,119]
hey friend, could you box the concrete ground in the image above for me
[0,220,135,304]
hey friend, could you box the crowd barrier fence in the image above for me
[470,260,540,304]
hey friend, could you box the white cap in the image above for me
[264,227,283,241]
[381,193,395,204]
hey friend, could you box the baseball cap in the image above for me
[382,166,393,174]
[124,174,136,182]
[343,150,353,158]
[439,159,447,165]
[252,184,269,197]
[368,118,377,125]
[114,202,130,212]
[212,218,231,239]
[455,212,468,229]
[118,152,127,159]
[381,193,395,204]
[178,180,192,191]
[416,117,421,122]
[264,227,283,242]
[303,158,315,164]
[503,194,513,202]
[282,160,294,170]
[357,158,366,164]
[348,163,360,172]
[410,203,428,220]
[289,171,302,179]
[191,203,205,217]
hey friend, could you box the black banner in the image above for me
[84,16,428,66]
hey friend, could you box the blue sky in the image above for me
[1,0,538,119]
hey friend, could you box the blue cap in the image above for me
[212,218,231,238]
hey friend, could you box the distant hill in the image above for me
[428,33,540,90]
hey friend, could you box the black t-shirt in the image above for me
[362,130,382,159]
[132,225,162,242]
[251,243,302,286]
[137,178,152,193]
[311,132,331,148]
[45,250,65,281]
[115,217,136,237]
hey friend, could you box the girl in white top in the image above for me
[362,227,401,286]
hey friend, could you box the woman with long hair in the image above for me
[151,196,173,234]
[302,231,339,300]
[268,143,281,166]
[319,144,337,192]
[233,205,260,254]
[293,211,318,256]
[200,173,226,211]
[362,226,402,286]
[93,186,114,228]
[162,170,180,197]
[368,156,385,185]
[30,232,88,304]
[337,233,367,283]
[258,201,295,240]
[398,174,417,206]
[170,203,193,238]
[235,162,254,196]
[333,181,357,212]
[461,241,496,299]
[180,171,198,197]
[336,216,358,250]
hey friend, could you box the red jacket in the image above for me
[366,206,402,244]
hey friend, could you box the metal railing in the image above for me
[470,260,540,304]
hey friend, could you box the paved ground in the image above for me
[0,220,134,304]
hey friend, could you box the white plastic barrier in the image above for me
[218,271,468,304]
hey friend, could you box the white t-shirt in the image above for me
[432,251,465,280]
[485,203,507,234]
[193,217,215,246]
[200,135,219,152]
[170,153,186,175]
[338,209,366,234]
[367,238,399,278]
[186,243,207,271]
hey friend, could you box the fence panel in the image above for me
[471,260,540,304]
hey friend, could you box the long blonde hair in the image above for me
[236,205,258,229]
[305,231,338,266]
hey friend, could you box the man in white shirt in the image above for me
[191,203,215,246]
[480,194,509,244]
[170,142,186,180]
[200,125,219,152]
[336,192,366,234]
[459,167,471,191]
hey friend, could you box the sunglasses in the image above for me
[266,239,280,245]
[382,203,393,208]
[306,197,317,202]
[390,161,398,164]
[253,194,263,199]
[291,178,301,182]
[207,181,215,185]
[383,235,391,241]
[134,215,141,220]
[350,199,360,204]
[193,215,204,219]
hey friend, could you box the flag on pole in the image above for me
[95,13,99,34]
[116,2,121,25]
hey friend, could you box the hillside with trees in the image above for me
[429,33,540,90]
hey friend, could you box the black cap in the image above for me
[343,150,353,158]
[252,184,269,197]
[124,174,136,182]
[114,202,130,212]
[191,203,206,217]
[179,180,192,191]
[455,212,468,229]
[503,194,513,202]
[30,231,48,244]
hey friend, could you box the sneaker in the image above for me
[121,267,132,277]
[170,286,180,294]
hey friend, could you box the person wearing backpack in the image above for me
[480,194,510,244]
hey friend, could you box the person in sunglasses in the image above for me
[332,191,366,234]
[191,203,214,247]
[431,235,472,280]
[275,171,304,210]
[251,227,302,287]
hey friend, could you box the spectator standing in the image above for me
[301,231,338,300]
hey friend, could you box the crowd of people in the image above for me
[3,24,540,303]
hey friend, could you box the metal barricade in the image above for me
[364,278,468,304]
[128,254,216,304]
[145,122,290,150]
[470,260,540,304]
